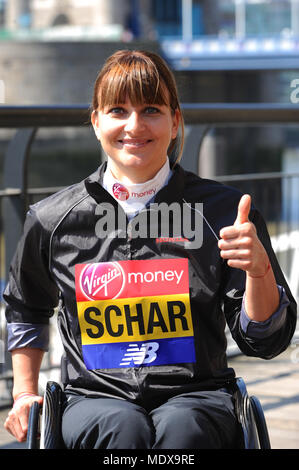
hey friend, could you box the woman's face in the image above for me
[92,97,180,183]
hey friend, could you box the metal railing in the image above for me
[0,103,298,407]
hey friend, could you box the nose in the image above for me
[124,112,145,133]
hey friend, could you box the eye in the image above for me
[144,106,160,115]
[108,107,126,115]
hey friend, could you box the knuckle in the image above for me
[242,248,251,257]
[244,236,253,247]
[241,224,252,236]
[8,409,15,419]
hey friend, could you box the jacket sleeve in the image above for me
[222,208,297,359]
[4,206,60,350]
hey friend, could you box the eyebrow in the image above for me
[101,102,166,111]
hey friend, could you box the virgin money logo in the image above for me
[79,262,125,300]
[113,183,129,201]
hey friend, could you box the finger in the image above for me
[219,235,252,250]
[227,259,251,271]
[5,412,27,442]
[4,415,14,436]
[15,421,27,442]
[234,194,251,226]
[19,406,30,436]
[219,225,239,240]
[218,237,239,250]
[220,249,250,260]
[18,397,42,438]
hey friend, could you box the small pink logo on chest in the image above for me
[113,183,129,201]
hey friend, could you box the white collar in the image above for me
[103,159,172,219]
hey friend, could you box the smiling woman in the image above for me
[4,49,296,450]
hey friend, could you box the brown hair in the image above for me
[91,49,184,165]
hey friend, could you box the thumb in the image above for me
[234,194,251,226]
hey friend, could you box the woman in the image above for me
[4,50,296,449]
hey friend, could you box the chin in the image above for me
[122,155,151,168]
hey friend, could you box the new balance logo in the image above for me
[120,342,159,366]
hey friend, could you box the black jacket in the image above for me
[4,163,297,408]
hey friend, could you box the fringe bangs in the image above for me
[97,59,169,109]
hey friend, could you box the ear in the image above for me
[91,110,101,140]
[171,108,181,140]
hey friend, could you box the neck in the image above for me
[107,159,168,185]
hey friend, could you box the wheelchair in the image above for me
[26,377,271,449]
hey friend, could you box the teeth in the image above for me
[125,140,146,144]
[121,140,150,146]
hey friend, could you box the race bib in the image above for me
[75,258,195,370]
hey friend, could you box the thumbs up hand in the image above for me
[218,194,270,277]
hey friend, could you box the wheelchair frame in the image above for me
[27,377,271,449]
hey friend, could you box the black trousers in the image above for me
[61,389,239,449]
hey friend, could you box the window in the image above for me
[152,0,182,36]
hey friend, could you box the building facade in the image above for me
[4,0,154,38]
[3,0,299,39]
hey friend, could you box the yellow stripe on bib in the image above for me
[77,293,193,345]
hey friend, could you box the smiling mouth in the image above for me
[118,139,152,147]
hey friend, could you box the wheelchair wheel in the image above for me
[27,401,41,449]
[40,381,64,449]
[250,396,271,449]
